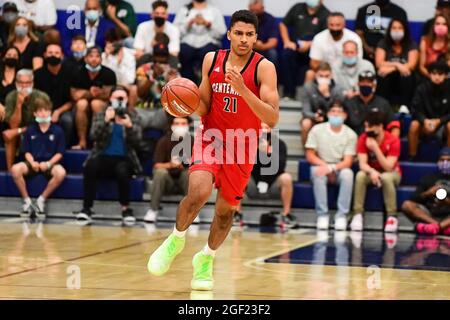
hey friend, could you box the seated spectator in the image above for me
[13,0,57,33]
[8,16,43,70]
[144,116,193,223]
[70,46,117,150]
[408,61,450,159]
[0,2,19,53]
[305,101,357,230]
[422,0,450,39]
[134,0,180,59]
[34,43,74,147]
[10,98,66,219]
[332,40,375,99]
[279,0,330,99]
[102,28,137,106]
[62,0,114,55]
[351,111,401,233]
[307,12,363,82]
[74,86,142,225]
[419,14,450,78]
[136,32,179,69]
[248,0,279,65]
[101,0,137,45]
[64,35,87,72]
[245,123,295,228]
[300,62,345,146]
[402,147,450,235]
[174,0,226,84]
[375,18,418,107]
[2,69,50,170]
[135,42,177,130]
[344,70,400,137]
[355,0,408,61]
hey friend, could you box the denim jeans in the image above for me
[310,166,354,218]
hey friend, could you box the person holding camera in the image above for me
[70,46,117,150]
[74,85,142,225]
[351,111,402,233]
[299,62,344,147]
[144,116,193,223]
[402,147,450,235]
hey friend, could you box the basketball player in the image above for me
[148,10,279,291]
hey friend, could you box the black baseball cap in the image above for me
[437,0,450,7]
[153,42,169,56]
[359,70,376,81]
[2,2,18,12]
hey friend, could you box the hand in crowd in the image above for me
[0,104,5,122]
[106,4,117,19]
[90,86,102,98]
[116,114,133,128]
[51,110,60,123]
[105,107,116,122]
[317,82,331,98]
[284,40,297,51]
[370,169,382,187]
[378,65,396,77]
[396,63,411,77]
[423,119,440,135]
[314,111,324,123]
[31,161,40,172]
[314,164,332,177]
[170,156,184,170]
[424,184,444,198]
[39,162,50,172]
[365,137,379,152]
[17,90,29,106]
[297,40,311,53]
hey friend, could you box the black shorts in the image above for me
[24,161,53,180]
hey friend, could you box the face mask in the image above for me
[317,77,331,86]
[73,50,87,60]
[154,17,165,28]
[330,29,343,39]
[390,30,404,42]
[434,25,449,37]
[111,99,127,110]
[3,58,19,68]
[86,63,101,72]
[171,125,189,138]
[195,0,206,3]
[3,12,18,24]
[45,56,62,66]
[305,0,320,8]
[375,0,390,6]
[17,86,32,95]
[438,160,450,175]
[86,10,100,22]
[343,56,358,66]
[15,25,28,38]
[35,116,51,124]
[329,116,344,127]
[359,85,373,97]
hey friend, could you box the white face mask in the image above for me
[171,125,189,138]
[317,77,331,86]
[17,86,32,95]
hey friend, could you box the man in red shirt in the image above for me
[351,111,402,233]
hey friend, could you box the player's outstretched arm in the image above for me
[195,52,214,117]
[225,59,279,128]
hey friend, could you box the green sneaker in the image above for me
[147,234,185,276]
[191,251,214,291]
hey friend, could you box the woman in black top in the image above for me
[7,17,43,70]
[375,18,419,107]
[0,46,20,121]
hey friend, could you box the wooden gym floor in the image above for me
[0,218,449,300]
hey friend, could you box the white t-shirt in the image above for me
[310,28,363,64]
[12,0,57,27]
[134,20,180,55]
[102,47,136,85]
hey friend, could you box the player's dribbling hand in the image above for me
[225,66,246,94]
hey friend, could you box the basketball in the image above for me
[161,78,200,117]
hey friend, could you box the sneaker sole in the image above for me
[76,213,92,221]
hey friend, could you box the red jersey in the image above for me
[357,131,402,175]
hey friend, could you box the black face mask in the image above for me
[376,0,390,7]
[195,0,206,3]
[45,56,62,66]
[359,85,374,97]
[330,29,343,39]
[3,58,19,68]
[154,17,165,27]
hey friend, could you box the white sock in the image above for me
[202,244,216,257]
[24,197,32,205]
[172,226,186,238]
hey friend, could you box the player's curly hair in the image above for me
[229,10,258,32]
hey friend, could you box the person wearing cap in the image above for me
[12,0,57,32]
[408,60,450,160]
[332,40,375,99]
[0,2,19,53]
[422,0,450,38]
[174,0,226,84]
[344,69,400,137]
[351,111,402,233]
[70,46,117,150]
[355,0,408,62]
[134,1,180,60]
[401,147,450,236]
[305,100,357,230]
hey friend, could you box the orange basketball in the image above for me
[161,78,200,117]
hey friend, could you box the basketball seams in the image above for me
[168,86,198,113]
